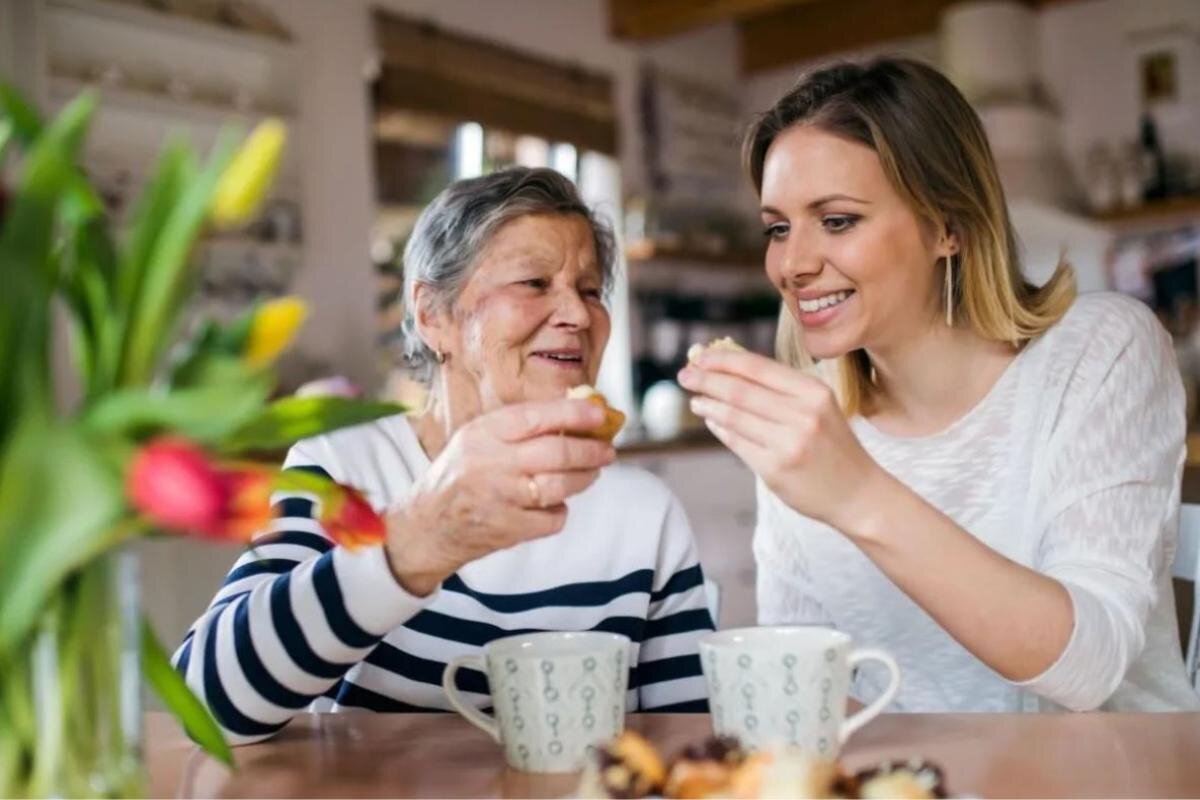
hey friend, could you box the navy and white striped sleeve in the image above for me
[171,442,432,745]
[636,494,714,712]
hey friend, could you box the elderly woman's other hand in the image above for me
[383,398,615,596]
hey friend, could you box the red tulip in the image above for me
[127,438,274,541]
[320,487,386,550]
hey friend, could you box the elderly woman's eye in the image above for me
[581,287,603,300]
[520,278,550,290]
[822,215,859,233]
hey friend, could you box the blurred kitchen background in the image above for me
[4,0,1200,646]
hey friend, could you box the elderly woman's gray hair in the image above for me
[401,167,617,380]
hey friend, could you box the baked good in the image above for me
[663,736,747,799]
[854,760,945,799]
[576,734,947,799]
[686,336,745,365]
[578,731,667,798]
[727,749,841,799]
[567,384,626,442]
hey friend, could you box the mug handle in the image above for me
[442,655,500,743]
[838,648,901,744]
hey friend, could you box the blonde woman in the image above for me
[679,57,1199,712]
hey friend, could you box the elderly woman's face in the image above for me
[443,213,611,410]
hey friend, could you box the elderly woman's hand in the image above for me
[678,349,887,533]
[382,399,615,596]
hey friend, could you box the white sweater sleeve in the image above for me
[1016,300,1185,711]
[753,478,836,628]
[171,439,434,744]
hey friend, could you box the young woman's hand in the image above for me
[678,349,889,533]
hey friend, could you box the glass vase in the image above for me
[0,549,142,798]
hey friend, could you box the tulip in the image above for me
[243,296,308,367]
[210,118,287,229]
[319,487,386,550]
[127,438,274,541]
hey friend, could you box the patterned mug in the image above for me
[442,631,631,773]
[699,626,901,755]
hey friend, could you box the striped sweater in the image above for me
[173,414,714,744]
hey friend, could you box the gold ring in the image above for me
[527,476,542,508]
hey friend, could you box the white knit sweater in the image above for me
[755,292,1200,712]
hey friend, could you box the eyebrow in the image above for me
[760,194,871,215]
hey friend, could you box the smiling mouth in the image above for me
[797,289,855,314]
[531,350,585,368]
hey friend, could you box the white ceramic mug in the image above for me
[442,631,630,773]
[699,626,901,755]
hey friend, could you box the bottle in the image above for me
[1139,112,1168,202]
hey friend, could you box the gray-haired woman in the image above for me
[174,167,715,743]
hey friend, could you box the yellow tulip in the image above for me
[244,297,308,367]
[210,119,287,229]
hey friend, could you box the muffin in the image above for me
[566,384,626,442]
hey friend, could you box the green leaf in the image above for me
[84,373,272,444]
[117,139,195,316]
[141,619,233,767]
[0,92,97,448]
[222,397,406,453]
[117,128,241,387]
[0,83,44,145]
[0,91,96,269]
[0,421,126,653]
[0,118,13,164]
[57,218,122,398]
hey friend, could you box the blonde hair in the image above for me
[745,57,1075,416]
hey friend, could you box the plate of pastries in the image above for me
[577,732,949,800]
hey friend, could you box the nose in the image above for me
[550,287,591,330]
[774,231,824,289]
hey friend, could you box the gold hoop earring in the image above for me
[944,254,954,328]
[434,349,447,364]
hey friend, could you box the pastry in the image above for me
[578,731,667,799]
[686,336,745,365]
[854,759,946,799]
[731,749,840,799]
[663,736,748,799]
[566,384,626,442]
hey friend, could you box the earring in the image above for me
[944,254,954,328]
[434,349,447,364]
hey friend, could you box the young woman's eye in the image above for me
[762,222,789,240]
[822,215,859,233]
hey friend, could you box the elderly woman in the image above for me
[175,168,714,743]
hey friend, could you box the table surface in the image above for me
[146,711,1200,798]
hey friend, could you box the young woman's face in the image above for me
[435,213,611,412]
[760,124,952,360]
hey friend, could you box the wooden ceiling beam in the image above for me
[739,0,958,74]
[609,0,809,40]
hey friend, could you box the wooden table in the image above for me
[146,711,1200,798]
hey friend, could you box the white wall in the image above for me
[1041,0,1200,181]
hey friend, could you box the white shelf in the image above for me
[46,0,296,60]
[48,75,297,125]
